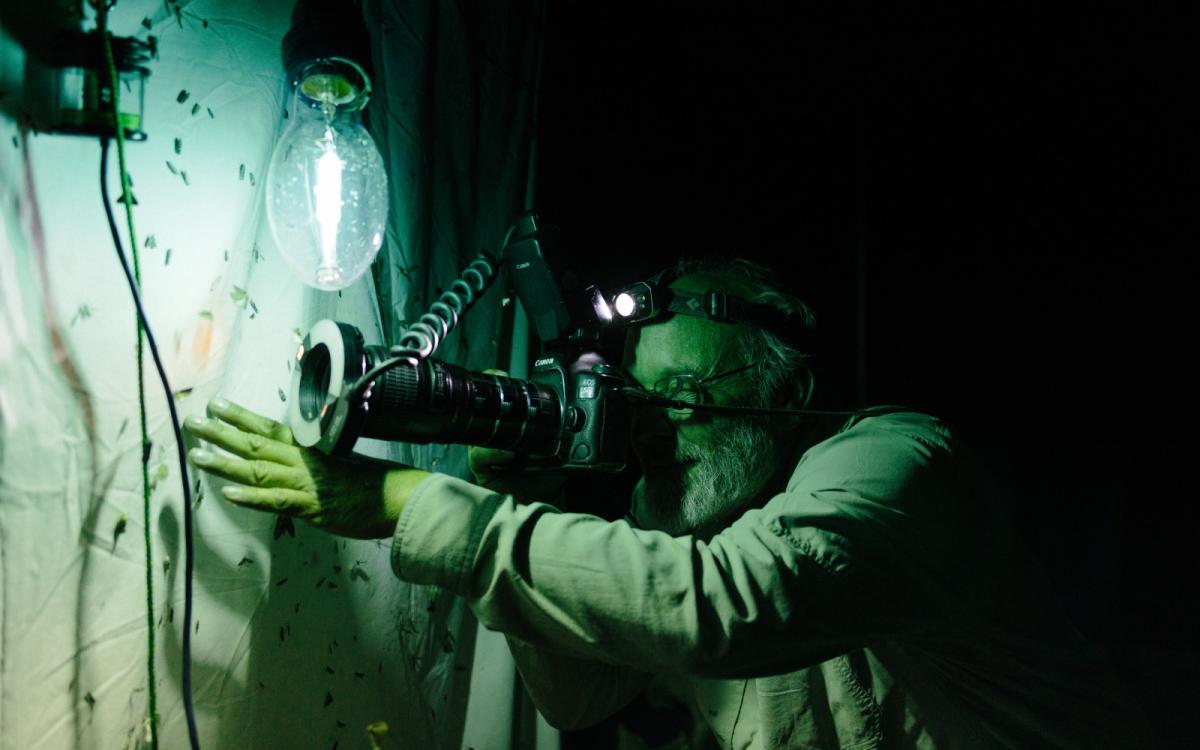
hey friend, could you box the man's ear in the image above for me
[781,366,814,411]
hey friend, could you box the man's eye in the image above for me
[654,377,703,403]
[654,376,687,394]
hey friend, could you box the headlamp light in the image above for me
[608,281,657,322]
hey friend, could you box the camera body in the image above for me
[288,212,634,471]
[526,349,630,470]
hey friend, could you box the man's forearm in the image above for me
[382,466,431,524]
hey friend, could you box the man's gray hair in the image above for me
[671,257,816,407]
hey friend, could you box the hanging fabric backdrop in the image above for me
[0,1,542,748]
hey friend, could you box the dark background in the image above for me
[534,2,1196,744]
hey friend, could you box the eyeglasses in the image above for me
[647,362,759,409]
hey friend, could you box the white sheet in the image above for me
[0,2,479,747]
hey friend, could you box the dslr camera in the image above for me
[286,212,634,471]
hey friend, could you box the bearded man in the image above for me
[186,257,1147,748]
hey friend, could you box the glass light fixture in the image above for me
[266,57,387,291]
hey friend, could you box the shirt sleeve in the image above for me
[392,411,983,679]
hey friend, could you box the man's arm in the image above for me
[185,397,649,728]
[185,400,955,688]
[468,443,654,730]
[392,412,970,678]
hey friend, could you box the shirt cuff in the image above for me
[390,472,505,593]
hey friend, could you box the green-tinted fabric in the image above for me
[392,411,1147,749]
[365,0,543,479]
[361,4,543,746]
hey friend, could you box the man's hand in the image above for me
[467,445,566,502]
[183,397,427,539]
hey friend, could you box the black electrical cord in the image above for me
[621,388,875,419]
[99,138,202,750]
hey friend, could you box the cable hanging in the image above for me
[94,1,201,747]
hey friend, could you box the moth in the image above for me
[111,513,128,551]
[274,516,296,539]
[70,304,93,327]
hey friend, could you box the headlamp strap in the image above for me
[667,289,772,327]
[663,289,811,350]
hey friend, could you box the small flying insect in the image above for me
[274,516,296,539]
[111,513,128,552]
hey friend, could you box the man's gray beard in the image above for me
[633,416,781,537]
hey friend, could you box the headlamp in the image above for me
[607,272,814,352]
[608,281,657,322]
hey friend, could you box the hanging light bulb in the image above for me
[266,57,387,291]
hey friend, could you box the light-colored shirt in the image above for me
[392,410,1147,748]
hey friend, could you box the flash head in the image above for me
[288,320,386,454]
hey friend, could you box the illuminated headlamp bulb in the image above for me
[266,58,388,291]
[614,292,637,317]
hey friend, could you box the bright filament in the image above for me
[313,122,345,284]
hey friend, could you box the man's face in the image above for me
[621,278,790,537]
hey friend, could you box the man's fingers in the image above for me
[189,448,310,490]
[222,485,314,516]
[185,416,298,465]
[206,398,296,445]
[468,445,517,476]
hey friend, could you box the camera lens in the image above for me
[356,357,561,456]
[298,343,332,421]
[291,321,570,460]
